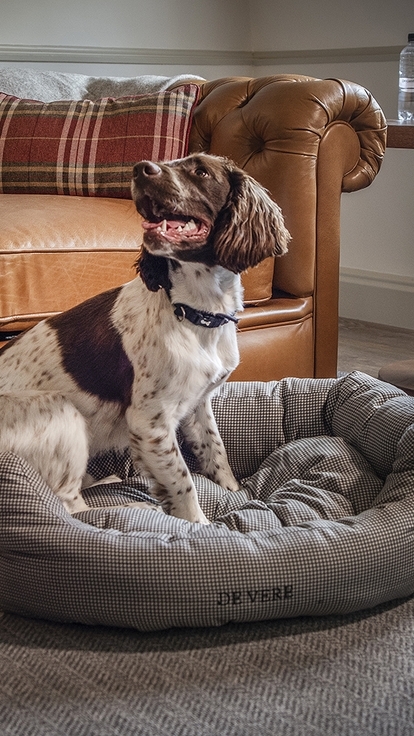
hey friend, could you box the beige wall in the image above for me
[1,0,414,326]
[250,0,413,50]
[249,1,414,328]
[0,0,251,51]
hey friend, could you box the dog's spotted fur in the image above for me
[0,153,290,523]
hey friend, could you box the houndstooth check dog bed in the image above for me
[1,371,414,631]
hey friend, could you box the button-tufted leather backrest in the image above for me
[188,76,386,302]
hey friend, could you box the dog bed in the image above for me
[1,371,414,631]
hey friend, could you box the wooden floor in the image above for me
[337,318,414,378]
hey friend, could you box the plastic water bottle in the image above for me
[398,33,414,122]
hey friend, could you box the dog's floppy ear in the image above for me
[212,167,291,273]
[134,248,172,293]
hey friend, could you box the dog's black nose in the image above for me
[133,161,162,179]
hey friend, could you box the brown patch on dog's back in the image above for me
[49,288,134,407]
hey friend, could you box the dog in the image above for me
[0,153,290,524]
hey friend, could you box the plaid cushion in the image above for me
[0,84,199,198]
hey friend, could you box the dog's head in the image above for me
[131,153,290,290]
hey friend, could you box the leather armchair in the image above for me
[0,74,386,380]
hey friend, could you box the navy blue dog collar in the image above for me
[173,303,238,328]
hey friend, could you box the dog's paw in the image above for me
[176,509,210,525]
[194,512,210,525]
[82,474,123,489]
[212,472,239,492]
[224,479,240,492]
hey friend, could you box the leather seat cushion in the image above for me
[0,194,142,328]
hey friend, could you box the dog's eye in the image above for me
[195,167,209,177]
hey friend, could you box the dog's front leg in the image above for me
[181,397,239,492]
[127,414,209,524]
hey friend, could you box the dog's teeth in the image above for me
[183,219,197,232]
[161,219,168,232]
[177,225,183,232]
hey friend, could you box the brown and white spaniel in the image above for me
[0,153,290,523]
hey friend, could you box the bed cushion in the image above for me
[1,372,414,631]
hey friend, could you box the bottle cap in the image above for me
[408,33,414,42]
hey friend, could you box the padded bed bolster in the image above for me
[1,372,414,631]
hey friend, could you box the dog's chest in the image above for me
[113,278,240,387]
[132,320,237,390]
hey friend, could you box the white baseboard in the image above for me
[339,267,414,330]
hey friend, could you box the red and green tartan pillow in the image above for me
[0,84,199,198]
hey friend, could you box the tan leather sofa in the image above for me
[0,74,386,380]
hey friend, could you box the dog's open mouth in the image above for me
[138,197,210,243]
[142,216,210,241]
